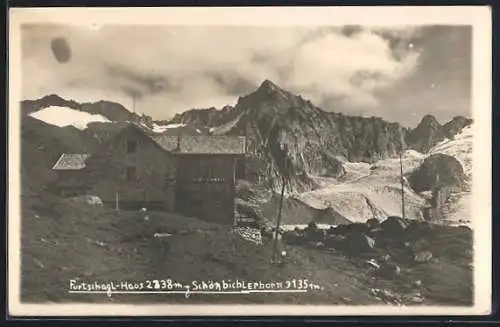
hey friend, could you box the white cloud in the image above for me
[21,25,422,119]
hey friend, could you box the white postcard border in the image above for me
[8,5,492,316]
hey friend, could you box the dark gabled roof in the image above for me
[152,134,246,155]
[151,135,179,152]
[178,135,246,155]
[52,153,91,170]
[56,123,246,164]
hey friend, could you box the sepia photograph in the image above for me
[8,6,492,316]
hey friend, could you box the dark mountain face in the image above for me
[405,114,448,153]
[21,116,99,195]
[405,114,472,153]
[169,106,233,127]
[408,153,466,193]
[20,94,152,124]
[20,82,471,194]
[167,80,409,190]
[79,101,136,122]
[21,94,80,116]
[165,80,470,191]
[442,116,473,137]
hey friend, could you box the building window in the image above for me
[126,166,137,181]
[164,172,175,187]
[127,140,137,153]
[187,158,229,183]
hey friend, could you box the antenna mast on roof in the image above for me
[132,92,136,114]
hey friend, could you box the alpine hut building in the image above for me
[51,123,246,225]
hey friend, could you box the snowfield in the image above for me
[281,223,336,231]
[29,106,111,130]
[429,125,473,178]
[211,113,244,135]
[296,125,473,226]
[151,123,186,133]
[299,174,427,223]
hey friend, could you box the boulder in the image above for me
[457,225,473,234]
[326,226,337,236]
[283,231,305,245]
[345,233,376,253]
[423,207,441,222]
[370,288,401,304]
[331,224,349,235]
[380,216,409,236]
[406,220,434,239]
[366,218,381,230]
[66,195,103,206]
[408,153,466,193]
[413,250,433,263]
[308,241,324,249]
[366,227,384,238]
[344,222,370,236]
[376,262,401,280]
[304,223,326,242]
[413,280,423,287]
[324,234,346,249]
[409,239,429,252]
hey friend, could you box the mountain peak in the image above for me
[254,79,291,97]
[420,114,440,124]
[407,114,448,153]
[259,79,279,90]
[39,94,66,103]
[34,94,82,110]
[442,116,473,137]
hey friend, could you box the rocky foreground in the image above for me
[21,195,473,306]
[277,217,473,305]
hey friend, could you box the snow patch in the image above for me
[298,175,426,223]
[140,122,151,129]
[281,224,336,231]
[295,124,473,225]
[211,113,243,135]
[29,106,111,130]
[429,125,472,177]
[371,149,425,174]
[151,123,186,133]
[342,161,372,180]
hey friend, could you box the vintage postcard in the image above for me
[8,6,492,317]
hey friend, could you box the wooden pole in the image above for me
[272,174,286,263]
[132,92,136,114]
[399,150,405,219]
[232,157,237,227]
[115,189,119,211]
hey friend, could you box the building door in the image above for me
[175,183,233,224]
[201,185,233,224]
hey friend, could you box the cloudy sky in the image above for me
[21,24,471,126]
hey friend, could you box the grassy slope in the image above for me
[20,195,472,306]
[21,195,372,305]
